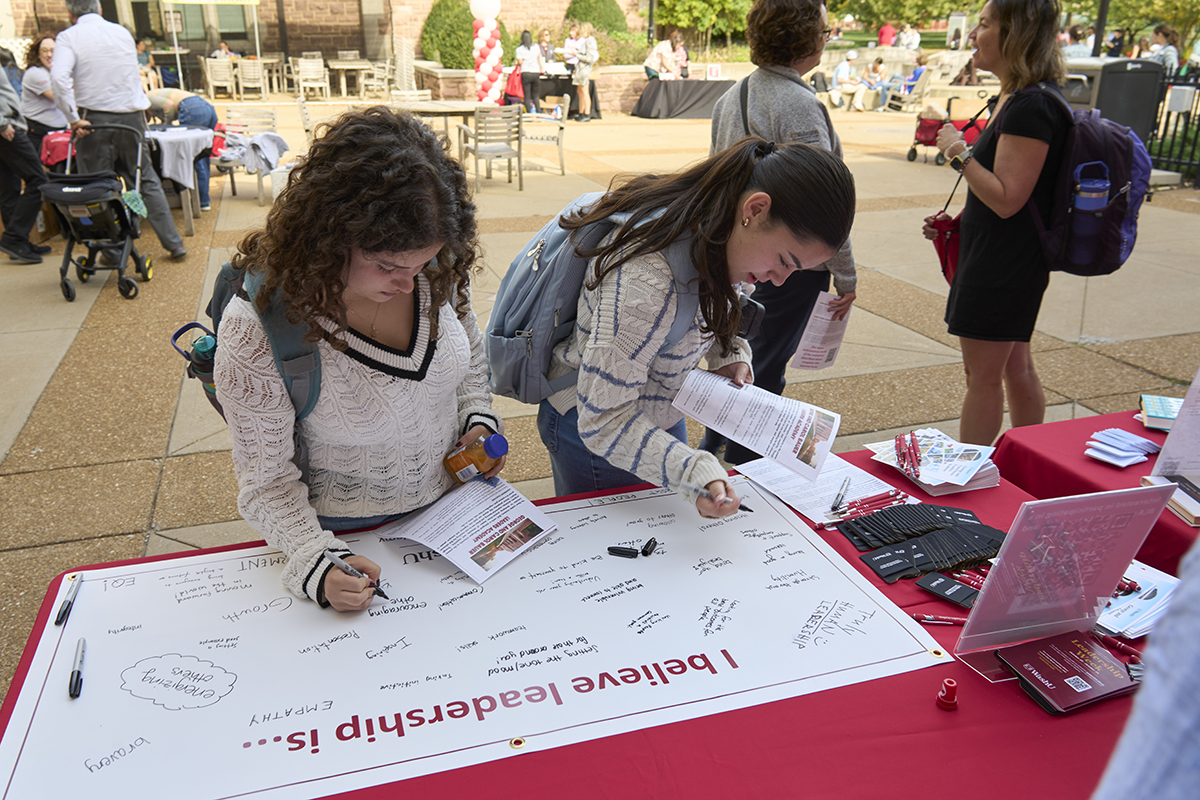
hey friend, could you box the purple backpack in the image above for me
[1023,82,1152,276]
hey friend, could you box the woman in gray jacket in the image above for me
[701,0,858,464]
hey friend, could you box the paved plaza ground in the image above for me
[0,97,1197,695]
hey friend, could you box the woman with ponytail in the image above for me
[537,137,855,518]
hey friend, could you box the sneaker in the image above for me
[200,204,211,212]
[169,246,189,260]
[31,243,52,255]
[0,241,43,264]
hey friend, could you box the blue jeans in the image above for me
[537,401,687,497]
[175,95,218,206]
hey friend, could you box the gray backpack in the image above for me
[485,192,701,404]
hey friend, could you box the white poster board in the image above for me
[0,481,945,799]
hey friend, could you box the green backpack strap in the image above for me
[242,270,322,422]
[241,270,321,485]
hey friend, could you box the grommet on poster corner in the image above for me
[509,736,527,749]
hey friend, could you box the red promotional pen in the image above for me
[911,613,968,625]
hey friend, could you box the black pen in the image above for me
[54,574,83,626]
[69,637,85,699]
[681,482,754,513]
[831,476,851,511]
[325,550,390,600]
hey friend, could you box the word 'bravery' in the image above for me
[274,650,738,754]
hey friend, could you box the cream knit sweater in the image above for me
[215,276,499,603]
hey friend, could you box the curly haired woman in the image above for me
[214,107,504,611]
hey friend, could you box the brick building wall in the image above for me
[13,0,646,63]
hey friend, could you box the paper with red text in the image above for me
[673,370,840,480]
[0,480,943,799]
[374,477,555,584]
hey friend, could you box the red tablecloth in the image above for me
[3,452,1132,800]
[993,411,1196,576]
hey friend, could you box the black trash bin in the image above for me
[1063,57,1164,142]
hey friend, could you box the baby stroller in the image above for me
[40,123,154,301]
[907,97,989,165]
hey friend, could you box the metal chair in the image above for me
[521,112,566,176]
[237,59,268,100]
[213,106,279,206]
[263,51,287,93]
[296,94,314,143]
[205,57,238,100]
[363,61,394,98]
[298,58,331,100]
[457,105,523,192]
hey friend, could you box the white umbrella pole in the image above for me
[168,2,185,90]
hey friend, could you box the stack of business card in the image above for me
[1085,428,1162,468]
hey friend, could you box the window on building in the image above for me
[217,5,248,37]
[131,2,205,42]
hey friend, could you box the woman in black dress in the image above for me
[923,0,1068,445]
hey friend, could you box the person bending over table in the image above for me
[535,137,854,519]
[214,107,504,612]
[644,32,684,79]
[923,0,1069,445]
[701,0,857,465]
[145,87,218,210]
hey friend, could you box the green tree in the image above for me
[565,0,629,34]
[656,0,746,54]
[829,0,960,33]
[420,0,476,70]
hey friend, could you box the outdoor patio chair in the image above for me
[298,58,331,100]
[301,51,323,59]
[213,106,279,206]
[521,112,566,176]
[899,69,934,113]
[297,94,314,142]
[237,58,267,100]
[457,105,523,192]
[205,57,238,100]
[363,61,394,97]
[337,50,360,60]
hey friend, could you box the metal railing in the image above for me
[1150,71,1200,186]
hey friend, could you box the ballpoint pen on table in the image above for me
[55,574,83,626]
[325,550,390,600]
[680,482,754,514]
[831,476,851,511]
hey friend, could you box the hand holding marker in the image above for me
[325,550,390,600]
[681,481,754,514]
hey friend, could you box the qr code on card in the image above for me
[1065,675,1093,693]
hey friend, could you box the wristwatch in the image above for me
[949,146,974,173]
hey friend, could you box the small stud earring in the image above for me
[742,217,749,227]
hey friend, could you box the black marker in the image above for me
[640,538,658,557]
[69,637,85,699]
[607,546,639,558]
[54,574,82,626]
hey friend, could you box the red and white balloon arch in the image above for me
[470,0,503,103]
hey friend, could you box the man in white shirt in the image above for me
[831,50,868,111]
[51,0,186,259]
